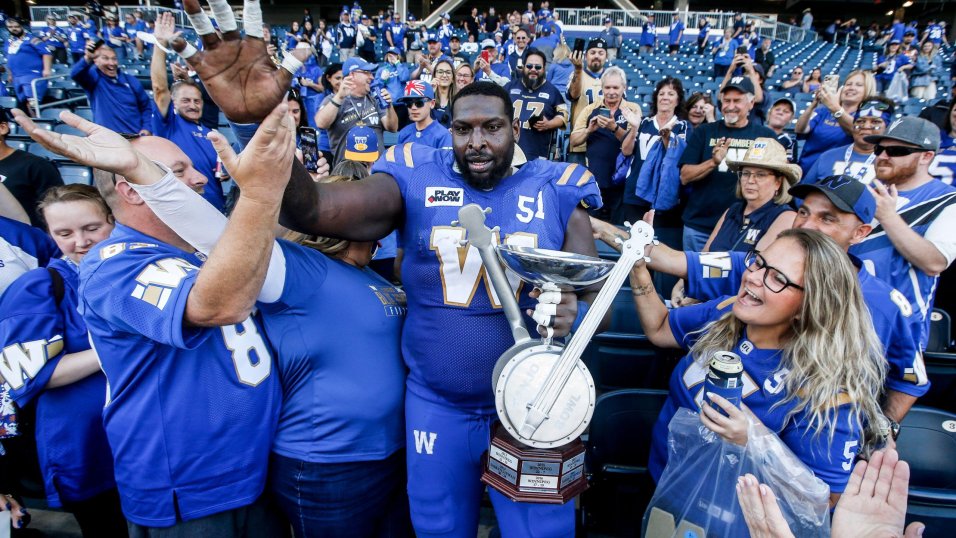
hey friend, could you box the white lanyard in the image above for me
[843,145,876,179]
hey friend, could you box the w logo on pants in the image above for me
[413,430,438,455]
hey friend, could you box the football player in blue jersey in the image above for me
[0,185,128,537]
[592,174,929,424]
[11,101,294,534]
[166,4,605,533]
[629,227,886,506]
[853,117,956,351]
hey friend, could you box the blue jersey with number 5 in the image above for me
[371,143,601,410]
[78,223,280,527]
[930,143,956,186]
[650,296,861,493]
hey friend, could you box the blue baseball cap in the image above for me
[385,46,401,56]
[342,57,377,76]
[344,124,380,162]
[426,32,439,42]
[789,175,876,224]
[397,80,435,102]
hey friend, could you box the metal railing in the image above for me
[31,74,88,118]
[553,8,817,43]
[30,5,241,29]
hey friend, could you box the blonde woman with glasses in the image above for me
[629,227,886,505]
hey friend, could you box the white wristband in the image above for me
[179,43,198,59]
[208,0,238,33]
[280,54,304,75]
[187,9,216,36]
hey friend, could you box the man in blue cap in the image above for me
[396,80,450,148]
[316,56,397,165]
[411,32,444,82]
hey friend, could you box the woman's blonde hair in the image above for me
[688,228,886,455]
[553,43,571,62]
[281,174,356,255]
[842,70,877,104]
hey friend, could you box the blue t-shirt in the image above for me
[640,22,656,47]
[397,119,452,148]
[797,108,853,176]
[709,200,793,252]
[150,101,224,212]
[876,54,911,83]
[386,23,407,52]
[713,38,740,67]
[505,79,568,161]
[79,224,281,526]
[262,241,406,462]
[0,215,59,295]
[39,26,67,49]
[650,297,862,493]
[6,35,50,78]
[683,251,928,397]
[802,144,877,186]
[851,180,956,349]
[1,258,116,507]
[927,24,945,44]
[624,116,690,206]
[370,144,601,410]
[929,142,956,186]
[669,21,685,45]
[71,58,152,134]
[67,23,94,54]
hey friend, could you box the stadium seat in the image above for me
[73,108,94,121]
[897,406,956,538]
[581,388,669,536]
[40,107,71,121]
[7,139,29,152]
[928,308,952,353]
[57,164,93,186]
[53,124,86,137]
[0,96,17,109]
[28,144,70,162]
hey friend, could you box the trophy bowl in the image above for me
[496,245,616,290]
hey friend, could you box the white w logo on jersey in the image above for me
[0,335,64,390]
[413,430,438,455]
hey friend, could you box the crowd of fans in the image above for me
[0,1,955,536]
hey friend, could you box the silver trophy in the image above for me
[453,204,655,503]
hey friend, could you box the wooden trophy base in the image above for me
[481,423,588,504]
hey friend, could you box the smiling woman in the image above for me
[627,227,886,504]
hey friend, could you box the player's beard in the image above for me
[455,147,515,190]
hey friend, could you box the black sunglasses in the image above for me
[405,99,429,109]
[524,63,544,70]
[873,144,927,157]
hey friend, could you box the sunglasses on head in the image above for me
[873,144,927,157]
[860,100,891,112]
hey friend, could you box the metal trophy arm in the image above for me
[453,204,531,344]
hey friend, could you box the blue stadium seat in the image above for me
[0,96,17,109]
[580,388,669,535]
[57,164,93,186]
[898,406,956,538]
[28,144,70,162]
[73,108,94,121]
[53,123,86,137]
[40,107,71,121]
[6,139,29,152]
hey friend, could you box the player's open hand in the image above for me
[207,100,295,205]
[170,0,310,123]
[12,109,160,183]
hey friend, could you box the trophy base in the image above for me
[481,423,588,504]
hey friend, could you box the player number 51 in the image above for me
[517,192,545,224]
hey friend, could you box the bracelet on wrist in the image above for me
[330,98,342,107]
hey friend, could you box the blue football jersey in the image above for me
[929,144,956,186]
[801,144,877,186]
[371,143,601,410]
[684,251,927,397]
[1,215,59,295]
[850,180,956,349]
[623,116,690,206]
[649,297,862,492]
[504,79,569,161]
[0,258,115,507]
[262,240,406,463]
[78,223,281,526]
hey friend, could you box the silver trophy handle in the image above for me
[454,204,531,344]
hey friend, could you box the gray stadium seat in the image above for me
[898,406,956,538]
[57,164,93,186]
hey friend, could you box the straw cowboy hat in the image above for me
[727,137,803,185]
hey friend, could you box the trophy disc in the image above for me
[496,245,615,290]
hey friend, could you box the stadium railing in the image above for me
[30,74,89,118]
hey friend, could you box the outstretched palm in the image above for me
[12,109,142,176]
[172,0,308,123]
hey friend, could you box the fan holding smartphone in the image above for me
[503,49,568,161]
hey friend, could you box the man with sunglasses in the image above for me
[592,173,928,423]
[505,48,567,161]
[396,81,450,149]
[850,116,956,352]
[801,97,895,186]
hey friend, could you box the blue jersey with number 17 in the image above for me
[683,250,928,397]
[371,143,602,411]
[78,223,281,527]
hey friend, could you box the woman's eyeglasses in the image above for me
[743,251,805,293]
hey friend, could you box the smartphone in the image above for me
[299,127,319,173]
[573,38,586,53]
[527,113,544,128]
[735,46,749,55]
[480,49,493,63]
[596,107,611,118]
[823,74,839,93]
